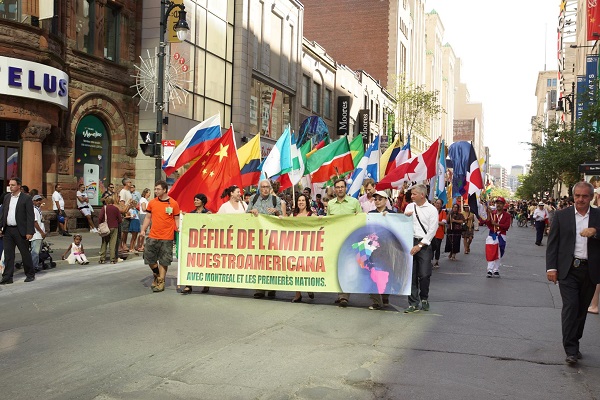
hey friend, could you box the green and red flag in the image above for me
[306,137,354,183]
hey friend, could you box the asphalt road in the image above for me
[0,222,599,400]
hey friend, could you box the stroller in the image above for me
[38,240,57,271]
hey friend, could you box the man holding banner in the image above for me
[328,178,363,307]
[403,184,438,313]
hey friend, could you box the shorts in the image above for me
[79,206,92,216]
[120,218,130,232]
[143,237,174,267]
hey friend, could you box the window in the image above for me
[312,82,321,114]
[0,0,20,22]
[75,1,94,53]
[104,4,119,61]
[552,78,557,87]
[375,103,379,123]
[302,75,310,108]
[324,89,332,119]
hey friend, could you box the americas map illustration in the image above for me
[351,233,389,294]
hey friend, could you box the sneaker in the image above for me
[493,271,500,278]
[421,300,430,311]
[487,271,493,278]
[404,305,419,313]
[369,303,382,310]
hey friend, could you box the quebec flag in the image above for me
[347,136,380,198]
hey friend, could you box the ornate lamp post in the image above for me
[154,0,189,183]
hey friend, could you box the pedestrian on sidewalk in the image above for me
[0,177,36,284]
[76,183,97,233]
[139,180,180,293]
[61,234,89,264]
[31,195,46,272]
[136,188,150,252]
[118,178,133,253]
[403,184,438,313]
[98,196,122,264]
[127,200,140,253]
[480,197,511,278]
[52,183,70,236]
[546,181,600,366]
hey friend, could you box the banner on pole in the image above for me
[178,213,414,295]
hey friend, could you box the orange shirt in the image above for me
[146,197,180,240]
[435,209,447,239]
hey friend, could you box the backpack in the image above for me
[250,193,277,209]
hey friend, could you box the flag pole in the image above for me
[291,125,296,212]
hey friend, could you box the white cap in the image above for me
[373,190,389,199]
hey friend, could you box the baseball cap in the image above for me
[373,190,389,199]
[538,202,545,206]
[495,197,506,204]
[32,195,43,201]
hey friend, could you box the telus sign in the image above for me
[337,96,351,135]
[0,56,69,110]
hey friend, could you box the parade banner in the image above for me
[178,213,414,295]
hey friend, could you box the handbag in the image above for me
[97,206,111,237]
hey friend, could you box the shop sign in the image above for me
[75,115,110,205]
[337,96,350,135]
[357,109,370,144]
[0,56,69,110]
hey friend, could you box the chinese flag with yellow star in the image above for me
[169,126,242,213]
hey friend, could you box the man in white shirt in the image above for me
[533,202,548,246]
[52,183,69,236]
[119,178,133,252]
[30,195,46,272]
[403,184,439,313]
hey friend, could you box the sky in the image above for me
[425,0,560,172]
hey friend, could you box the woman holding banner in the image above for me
[291,194,316,303]
[181,193,212,295]
[218,186,247,214]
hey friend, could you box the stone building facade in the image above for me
[0,0,142,229]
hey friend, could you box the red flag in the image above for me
[376,139,439,190]
[588,1,600,41]
[169,127,242,213]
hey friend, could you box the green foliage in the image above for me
[490,187,510,200]
[395,77,445,142]
[521,88,600,198]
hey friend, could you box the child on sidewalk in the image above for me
[62,234,89,265]
[128,200,141,253]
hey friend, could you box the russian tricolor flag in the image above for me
[162,114,222,176]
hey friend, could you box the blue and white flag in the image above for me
[347,136,380,198]
[260,125,292,179]
[435,140,447,205]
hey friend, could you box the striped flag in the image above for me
[238,134,261,188]
[162,114,221,176]
[306,137,354,184]
[260,125,292,179]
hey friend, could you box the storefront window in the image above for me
[74,115,111,206]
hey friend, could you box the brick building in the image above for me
[0,1,142,229]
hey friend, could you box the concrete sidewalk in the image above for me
[36,229,141,266]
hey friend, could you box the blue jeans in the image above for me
[408,238,433,306]
[30,239,42,270]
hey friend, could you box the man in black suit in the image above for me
[546,181,600,365]
[0,177,35,284]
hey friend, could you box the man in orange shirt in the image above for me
[139,180,180,293]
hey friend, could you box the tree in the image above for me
[395,77,445,143]
[490,187,510,200]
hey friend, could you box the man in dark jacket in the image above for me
[546,181,600,365]
[0,177,35,283]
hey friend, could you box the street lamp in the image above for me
[556,81,575,124]
[154,0,189,183]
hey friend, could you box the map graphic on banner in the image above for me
[178,213,414,295]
